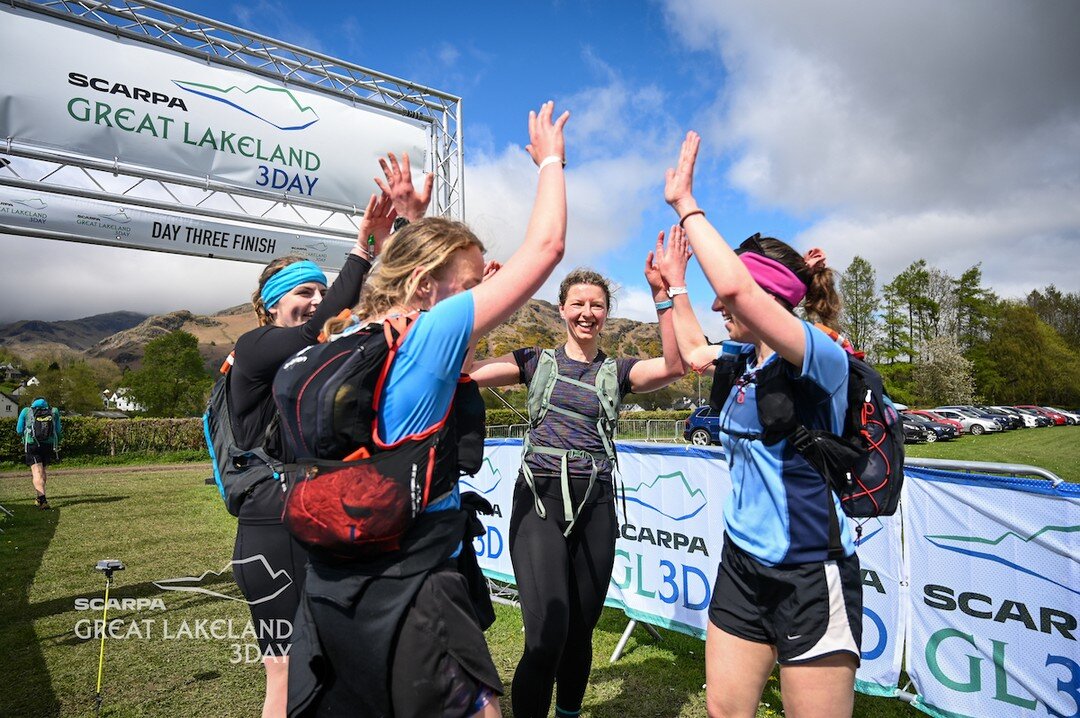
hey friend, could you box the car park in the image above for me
[684,406,721,445]
[988,405,1039,428]
[902,412,957,441]
[931,408,1001,435]
[906,409,965,435]
[937,405,1013,431]
[1046,407,1080,425]
[975,406,1023,430]
[1012,406,1053,427]
[1016,405,1068,426]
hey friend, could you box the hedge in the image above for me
[0,408,696,463]
[0,417,208,463]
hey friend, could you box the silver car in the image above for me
[931,407,1001,435]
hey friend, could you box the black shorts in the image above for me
[24,445,55,467]
[709,536,862,665]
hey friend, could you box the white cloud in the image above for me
[663,0,1080,294]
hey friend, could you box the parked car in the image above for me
[1046,407,1080,425]
[1012,406,1053,427]
[1016,405,1068,426]
[902,413,957,441]
[901,417,933,444]
[684,406,721,445]
[906,409,964,435]
[974,406,1024,430]
[987,405,1039,428]
[937,405,1013,431]
[931,408,1001,435]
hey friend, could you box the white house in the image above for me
[0,391,19,418]
[104,388,145,413]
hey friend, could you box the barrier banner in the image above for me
[469,440,905,694]
[850,509,907,697]
[903,467,1080,718]
[0,6,428,209]
[0,185,354,270]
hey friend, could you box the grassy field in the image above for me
[3,429,1074,717]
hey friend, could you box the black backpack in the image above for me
[27,405,55,445]
[202,354,282,516]
[271,317,485,559]
[710,327,905,521]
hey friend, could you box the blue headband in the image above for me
[260,260,328,309]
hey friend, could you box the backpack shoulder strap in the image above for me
[526,348,559,426]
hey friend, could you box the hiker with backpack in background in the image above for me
[657,131,876,718]
[217,151,431,718]
[17,397,62,510]
[467,257,685,718]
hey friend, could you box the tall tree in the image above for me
[879,278,912,364]
[1026,285,1080,351]
[61,361,105,413]
[955,264,995,351]
[127,331,212,417]
[839,256,880,354]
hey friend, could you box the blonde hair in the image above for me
[252,255,307,326]
[322,217,485,336]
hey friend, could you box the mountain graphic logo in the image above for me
[101,209,131,223]
[622,471,707,521]
[459,457,504,495]
[306,241,328,252]
[153,554,293,605]
[173,81,319,131]
[924,524,1080,596]
[14,198,47,210]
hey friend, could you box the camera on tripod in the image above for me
[95,559,125,575]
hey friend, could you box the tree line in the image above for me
[839,257,1080,407]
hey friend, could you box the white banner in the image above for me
[0,185,354,270]
[469,439,906,694]
[903,468,1080,718]
[0,7,428,209]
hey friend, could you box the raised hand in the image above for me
[526,100,570,167]
[644,232,667,298]
[356,192,397,258]
[374,151,433,222]
[664,131,701,216]
[657,224,692,287]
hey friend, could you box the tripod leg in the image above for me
[95,576,112,715]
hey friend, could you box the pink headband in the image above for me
[739,252,807,307]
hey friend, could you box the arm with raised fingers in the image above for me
[374,151,434,222]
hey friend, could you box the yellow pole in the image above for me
[95,576,111,695]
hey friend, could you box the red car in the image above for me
[905,409,965,435]
[1015,405,1068,426]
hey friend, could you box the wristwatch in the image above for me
[392,216,410,232]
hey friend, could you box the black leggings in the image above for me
[509,472,617,718]
[233,480,308,656]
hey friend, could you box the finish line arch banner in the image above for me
[902,468,1080,718]
[467,439,906,696]
[0,5,428,208]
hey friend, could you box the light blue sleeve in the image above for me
[799,322,849,433]
[378,290,475,444]
[54,409,62,442]
[16,408,27,435]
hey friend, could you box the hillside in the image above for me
[0,311,147,361]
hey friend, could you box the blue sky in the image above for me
[2,0,1078,339]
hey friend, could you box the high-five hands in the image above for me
[526,101,570,168]
[375,151,433,222]
[665,131,701,217]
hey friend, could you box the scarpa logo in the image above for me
[622,470,706,521]
[153,554,293,605]
[101,209,131,224]
[459,457,503,495]
[924,524,1080,596]
[14,198,48,210]
[173,81,319,131]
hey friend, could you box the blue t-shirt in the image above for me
[378,289,475,513]
[718,321,853,566]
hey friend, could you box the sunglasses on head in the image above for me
[735,233,766,256]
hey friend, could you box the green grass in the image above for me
[904,425,1080,483]
[0,463,921,717]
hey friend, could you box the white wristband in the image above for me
[667,286,688,298]
[538,155,566,174]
